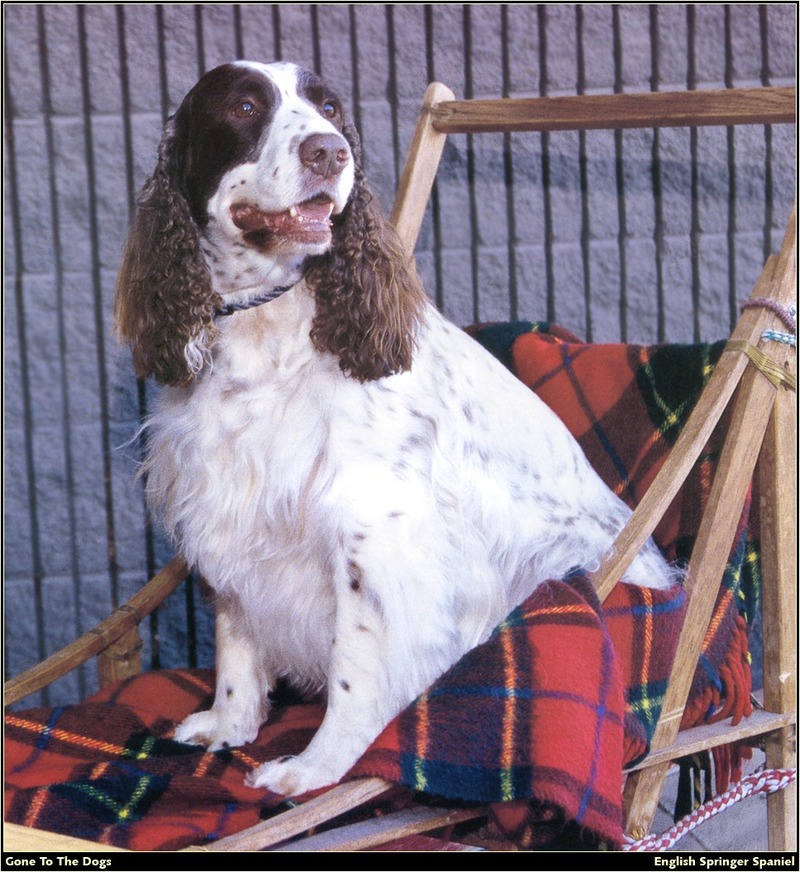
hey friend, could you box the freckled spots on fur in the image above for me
[392,460,410,477]
[402,434,426,452]
[462,403,475,423]
[278,755,292,764]
[357,623,369,632]
[353,531,366,541]
[348,558,363,591]
[363,585,384,617]
[411,410,438,438]
[340,679,351,692]
[226,686,234,698]
[593,512,621,536]
[388,510,404,519]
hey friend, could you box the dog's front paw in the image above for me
[174,709,260,752]
[245,754,342,796]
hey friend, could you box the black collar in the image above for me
[215,285,294,318]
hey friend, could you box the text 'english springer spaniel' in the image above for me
[115,61,679,797]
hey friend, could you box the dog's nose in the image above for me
[299,133,350,178]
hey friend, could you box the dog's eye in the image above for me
[233,100,258,119]
[322,100,339,120]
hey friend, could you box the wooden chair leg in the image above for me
[390,81,455,253]
[759,357,797,852]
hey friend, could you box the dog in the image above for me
[115,61,677,796]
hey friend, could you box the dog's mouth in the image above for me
[231,195,337,249]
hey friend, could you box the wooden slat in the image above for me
[207,777,394,851]
[2,821,208,853]
[626,709,796,773]
[271,804,486,852]
[4,556,189,706]
[2,823,132,853]
[431,86,796,134]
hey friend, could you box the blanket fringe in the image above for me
[679,614,753,796]
[622,768,797,852]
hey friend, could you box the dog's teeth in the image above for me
[289,206,298,218]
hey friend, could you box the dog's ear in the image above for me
[115,118,221,386]
[306,121,427,382]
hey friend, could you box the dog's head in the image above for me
[116,61,425,386]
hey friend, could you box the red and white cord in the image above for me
[623,768,797,852]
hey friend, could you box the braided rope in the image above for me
[740,298,797,348]
[761,329,797,347]
[623,768,797,852]
[741,298,797,333]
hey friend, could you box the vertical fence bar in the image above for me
[5,37,49,703]
[612,5,629,343]
[310,4,322,73]
[116,6,160,671]
[575,5,593,341]
[462,6,481,323]
[759,4,774,261]
[537,5,556,324]
[424,5,445,311]
[233,4,244,60]
[77,7,121,616]
[723,6,738,333]
[347,6,362,140]
[687,6,702,342]
[500,4,519,323]
[41,6,92,699]
[194,4,206,75]
[384,6,401,188]
[649,6,667,343]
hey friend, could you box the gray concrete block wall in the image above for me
[4,4,796,706]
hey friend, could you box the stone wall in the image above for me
[4,4,795,704]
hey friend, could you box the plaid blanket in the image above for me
[5,323,756,850]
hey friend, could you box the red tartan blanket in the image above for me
[5,323,756,850]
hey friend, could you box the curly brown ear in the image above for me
[115,120,220,386]
[306,125,428,382]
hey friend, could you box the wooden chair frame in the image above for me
[5,84,796,853]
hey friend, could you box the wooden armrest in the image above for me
[4,556,189,707]
[431,86,796,134]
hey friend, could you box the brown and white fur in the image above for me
[115,61,677,797]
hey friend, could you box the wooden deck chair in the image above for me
[5,84,796,853]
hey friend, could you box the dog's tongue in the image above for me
[231,197,334,234]
[293,197,335,222]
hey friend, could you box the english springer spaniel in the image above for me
[116,61,677,797]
